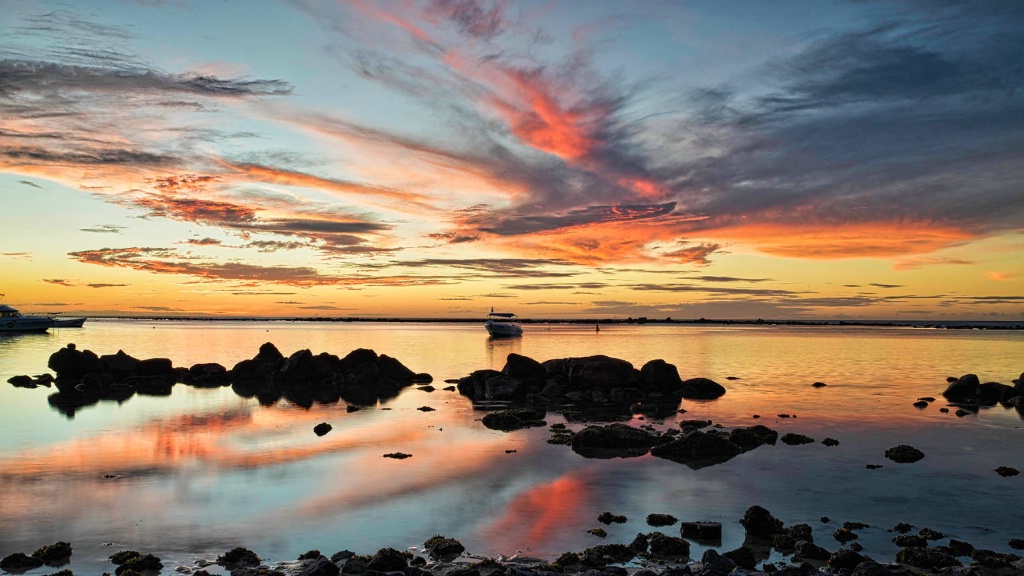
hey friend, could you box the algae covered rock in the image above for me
[885,444,925,463]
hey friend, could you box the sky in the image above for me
[1,0,1022,320]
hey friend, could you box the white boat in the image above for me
[0,303,52,332]
[485,309,523,337]
[50,316,87,328]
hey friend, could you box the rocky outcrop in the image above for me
[37,343,429,417]
[456,353,726,409]
[650,430,742,468]
[885,445,925,463]
[570,423,659,458]
[942,373,1022,405]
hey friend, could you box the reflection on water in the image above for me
[1,321,1023,573]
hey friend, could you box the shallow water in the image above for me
[1,320,1022,574]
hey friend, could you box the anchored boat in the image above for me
[485,309,523,337]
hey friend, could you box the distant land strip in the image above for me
[77,317,1024,330]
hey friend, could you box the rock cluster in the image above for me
[456,354,725,416]
[942,373,1024,406]
[11,343,430,416]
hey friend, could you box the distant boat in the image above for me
[50,316,87,328]
[485,309,523,337]
[0,303,52,332]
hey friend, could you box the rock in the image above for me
[821,437,839,446]
[913,401,928,408]
[383,452,412,459]
[828,549,867,571]
[116,553,163,575]
[570,423,657,458]
[417,406,435,412]
[646,514,677,527]
[794,540,831,561]
[588,527,608,538]
[812,381,828,387]
[297,557,341,576]
[891,523,914,533]
[894,547,961,569]
[947,539,975,556]
[1009,539,1024,551]
[740,505,784,539]
[866,464,883,470]
[919,527,944,540]
[639,360,683,394]
[781,433,815,445]
[597,512,627,524]
[728,425,778,451]
[482,374,528,401]
[722,546,756,570]
[424,536,465,561]
[314,422,332,436]
[893,535,927,547]
[7,375,35,388]
[650,430,742,468]
[699,549,737,574]
[680,521,722,542]
[678,419,712,430]
[678,377,726,399]
[109,551,142,565]
[503,353,547,388]
[648,532,690,557]
[217,547,261,567]
[942,374,980,402]
[579,544,634,566]
[367,548,406,572]
[885,445,925,463]
[31,541,71,564]
[833,527,858,543]
[995,466,1020,477]
[1,553,44,571]
[481,408,546,432]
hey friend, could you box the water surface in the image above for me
[1,320,1022,573]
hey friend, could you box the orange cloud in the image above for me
[987,270,1018,281]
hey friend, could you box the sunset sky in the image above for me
[1,0,1022,320]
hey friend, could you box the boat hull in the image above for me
[485,320,523,337]
[0,318,52,332]
[51,318,87,328]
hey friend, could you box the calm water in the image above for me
[1,320,1022,574]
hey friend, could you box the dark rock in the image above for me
[722,546,756,570]
[639,360,682,394]
[913,401,929,408]
[828,549,867,571]
[891,523,914,533]
[424,536,465,561]
[918,527,944,540]
[821,438,839,446]
[217,547,261,567]
[728,425,779,451]
[417,406,435,412]
[947,539,975,556]
[781,433,815,445]
[893,535,927,547]
[866,464,883,470]
[314,422,332,436]
[833,528,858,543]
[8,375,35,388]
[482,408,546,432]
[942,373,981,402]
[298,550,322,560]
[367,548,406,572]
[794,541,831,561]
[383,452,412,459]
[678,377,726,399]
[648,532,690,557]
[588,528,608,538]
[650,430,742,468]
[31,541,72,564]
[812,382,828,388]
[843,521,869,530]
[116,553,162,575]
[482,374,528,401]
[109,551,142,565]
[1008,539,1024,551]
[646,514,677,527]
[503,353,547,388]
[1,553,44,571]
[995,466,1020,477]
[894,547,960,569]
[885,445,925,463]
[680,521,722,542]
[740,505,784,539]
[678,419,712,430]
[699,549,737,574]
[597,512,627,524]
[571,423,657,458]
[298,557,342,576]
[970,549,1018,569]
[580,544,634,566]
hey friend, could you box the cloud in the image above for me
[184,237,222,246]
[43,278,74,286]
[67,246,452,287]
[87,283,129,288]
[18,180,42,188]
[80,225,126,234]
[661,242,722,266]
[986,271,1018,281]
[893,256,974,271]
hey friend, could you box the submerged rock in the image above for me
[651,430,742,468]
[481,408,547,431]
[570,423,658,458]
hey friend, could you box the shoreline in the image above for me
[71,316,1024,330]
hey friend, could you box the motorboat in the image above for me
[50,316,87,328]
[485,309,523,337]
[0,303,52,332]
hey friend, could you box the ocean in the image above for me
[1,319,1022,574]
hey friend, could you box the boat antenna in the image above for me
[491,306,494,313]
